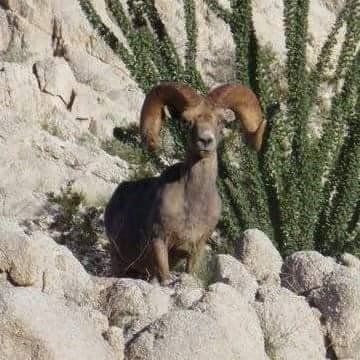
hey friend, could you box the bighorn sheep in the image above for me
[104,82,266,284]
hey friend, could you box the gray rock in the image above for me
[103,326,125,360]
[281,251,337,294]
[255,286,326,359]
[310,268,360,359]
[215,254,258,302]
[194,0,237,87]
[171,273,204,309]
[195,283,268,359]
[175,287,204,309]
[0,217,44,286]
[0,9,11,52]
[0,218,96,305]
[0,285,120,360]
[99,278,171,340]
[126,310,238,360]
[339,252,360,270]
[236,229,283,285]
[34,57,76,106]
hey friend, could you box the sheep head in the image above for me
[140,82,266,156]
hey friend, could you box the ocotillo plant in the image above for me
[80,0,360,257]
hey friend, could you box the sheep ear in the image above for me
[207,83,266,151]
[140,82,203,151]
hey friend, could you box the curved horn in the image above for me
[207,84,266,151]
[140,82,203,151]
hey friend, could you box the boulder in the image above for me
[195,283,268,359]
[281,251,337,294]
[99,278,171,340]
[255,286,326,359]
[339,252,360,270]
[0,285,122,360]
[0,217,44,286]
[170,272,204,309]
[126,310,238,360]
[215,254,258,302]
[310,267,360,359]
[236,229,283,285]
[34,57,77,106]
[0,217,96,305]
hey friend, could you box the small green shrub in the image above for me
[47,181,100,247]
[47,181,110,275]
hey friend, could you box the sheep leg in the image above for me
[185,254,197,274]
[152,238,171,284]
[185,249,201,274]
[185,240,206,274]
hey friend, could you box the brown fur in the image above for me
[105,82,265,284]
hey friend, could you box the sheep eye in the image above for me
[217,118,225,129]
[181,119,193,130]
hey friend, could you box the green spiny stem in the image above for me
[293,47,359,250]
[348,199,360,234]
[217,178,243,248]
[317,50,360,170]
[280,0,312,250]
[308,1,350,102]
[315,55,360,253]
[258,111,288,251]
[105,0,159,90]
[335,0,360,80]
[203,0,232,22]
[183,0,207,91]
[230,0,252,85]
[218,157,254,235]
[138,0,185,82]
[219,137,272,238]
[78,0,154,91]
[284,0,310,168]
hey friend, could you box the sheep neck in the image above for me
[183,152,218,199]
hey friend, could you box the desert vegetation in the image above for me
[77,0,359,258]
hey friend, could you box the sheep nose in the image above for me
[199,136,213,145]
[198,133,215,148]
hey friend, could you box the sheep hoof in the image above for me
[161,274,180,287]
[150,277,161,286]
[150,274,179,287]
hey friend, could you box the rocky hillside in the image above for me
[1,0,359,359]
[0,0,346,220]
[2,222,360,359]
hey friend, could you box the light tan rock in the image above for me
[0,217,44,286]
[215,254,258,302]
[170,272,204,309]
[255,286,326,359]
[34,57,77,106]
[126,310,238,360]
[0,285,119,360]
[195,283,268,359]
[310,268,360,359]
[236,229,283,285]
[281,251,337,294]
[339,252,360,270]
[155,0,186,62]
[196,1,236,87]
[0,10,11,52]
[0,218,96,305]
[99,278,171,341]
[103,326,125,360]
